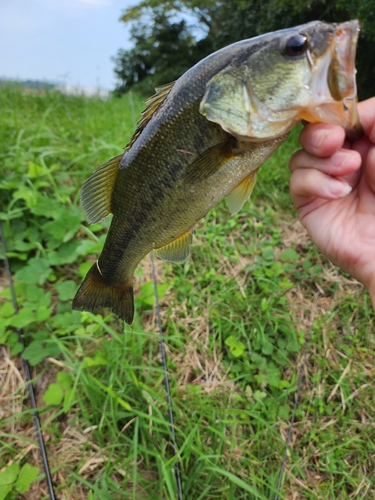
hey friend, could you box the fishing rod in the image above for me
[150,251,183,500]
[0,223,56,500]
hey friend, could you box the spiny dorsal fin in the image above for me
[225,170,258,215]
[80,154,122,224]
[155,228,194,263]
[125,82,175,151]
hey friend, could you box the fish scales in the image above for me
[100,103,277,275]
[73,20,362,323]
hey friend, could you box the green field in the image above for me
[0,85,374,499]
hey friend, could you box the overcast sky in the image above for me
[0,0,135,91]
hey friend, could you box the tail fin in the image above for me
[72,263,134,324]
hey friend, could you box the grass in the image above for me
[0,84,374,499]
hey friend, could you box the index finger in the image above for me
[298,123,346,158]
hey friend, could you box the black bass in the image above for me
[73,20,361,323]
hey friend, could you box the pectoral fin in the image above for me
[225,170,258,215]
[80,154,122,224]
[155,229,194,263]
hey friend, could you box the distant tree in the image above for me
[113,14,207,95]
[114,0,375,99]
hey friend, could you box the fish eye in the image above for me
[284,34,308,57]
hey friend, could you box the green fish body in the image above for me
[73,20,361,323]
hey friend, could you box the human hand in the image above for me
[289,98,375,309]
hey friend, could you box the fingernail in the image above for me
[312,129,331,151]
[331,151,347,167]
[327,178,352,197]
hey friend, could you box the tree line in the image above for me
[113,0,375,100]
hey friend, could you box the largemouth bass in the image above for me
[73,20,361,324]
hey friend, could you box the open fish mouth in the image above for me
[301,20,362,138]
[329,22,359,102]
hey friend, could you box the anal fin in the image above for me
[155,229,194,263]
[225,170,258,215]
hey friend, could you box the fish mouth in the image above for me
[301,20,363,138]
[328,22,358,101]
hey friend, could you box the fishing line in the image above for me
[149,251,183,500]
[274,302,317,500]
[0,223,56,500]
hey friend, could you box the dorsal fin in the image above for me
[80,154,122,224]
[125,82,175,151]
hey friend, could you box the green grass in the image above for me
[0,84,374,499]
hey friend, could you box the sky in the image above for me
[0,0,135,91]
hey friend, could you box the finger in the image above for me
[289,168,353,203]
[299,124,346,157]
[289,148,362,176]
[356,98,375,143]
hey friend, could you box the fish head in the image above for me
[200,20,362,141]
